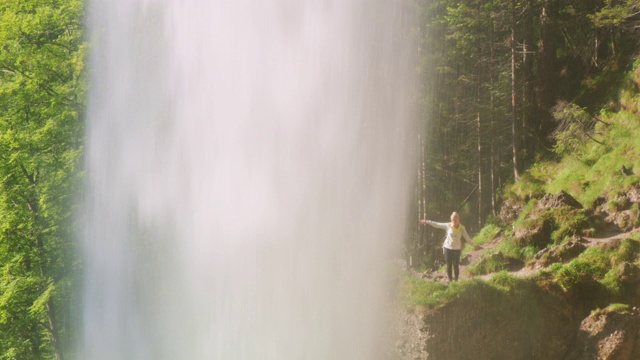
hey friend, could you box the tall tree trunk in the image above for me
[511,0,520,181]
[477,110,483,227]
[46,300,63,360]
[537,0,557,137]
[489,2,497,217]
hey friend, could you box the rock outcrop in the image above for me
[566,308,640,360]
[394,282,577,360]
[529,236,588,269]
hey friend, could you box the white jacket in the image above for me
[424,221,475,250]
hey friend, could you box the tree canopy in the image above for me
[0,0,85,359]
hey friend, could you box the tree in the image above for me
[0,0,86,358]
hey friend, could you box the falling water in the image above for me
[82,1,417,359]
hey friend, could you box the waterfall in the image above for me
[82,1,417,358]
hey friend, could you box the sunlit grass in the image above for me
[400,273,541,311]
[546,239,640,299]
[471,223,501,246]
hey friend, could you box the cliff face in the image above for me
[567,308,640,360]
[394,280,577,360]
[395,285,640,360]
[396,189,640,359]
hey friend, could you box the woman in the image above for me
[420,212,481,282]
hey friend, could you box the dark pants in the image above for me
[443,248,462,281]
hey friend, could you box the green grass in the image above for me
[553,258,603,290]
[502,105,640,211]
[466,253,509,275]
[549,207,597,243]
[400,277,498,309]
[400,275,451,308]
[401,273,549,321]
[467,234,538,276]
[603,303,631,312]
[488,271,527,290]
[547,239,640,299]
[548,110,640,207]
[471,223,501,246]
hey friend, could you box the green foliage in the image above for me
[545,109,640,207]
[400,276,451,308]
[510,205,583,250]
[549,207,593,244]
[614,238,640,263]
[471,223,501,246]
[604,303,631,312]
[512,200,537,227]
[466,252,508,275]
[554,258,605,290]
[602,268,624,297]
[401,277,501,309]
[0,0,86,358]
[401,273,542,313]
[502,168,549,205]
[549,239,640,304]
[591,1,640,28]
[496,236,538,261]
[488,271,526,291]
[551,102,596,156]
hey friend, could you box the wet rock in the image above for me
[566,308,640,360]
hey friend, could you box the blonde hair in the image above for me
[450,212,460,221]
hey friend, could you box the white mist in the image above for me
[83,1,417,359]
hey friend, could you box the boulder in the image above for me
[566,308,640,360]
[394,284,576,360]
[499,199,524,224]
[606,210,638,232]
[537,190,583,209]
[514,215,555,249]
[529,236,588,269]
